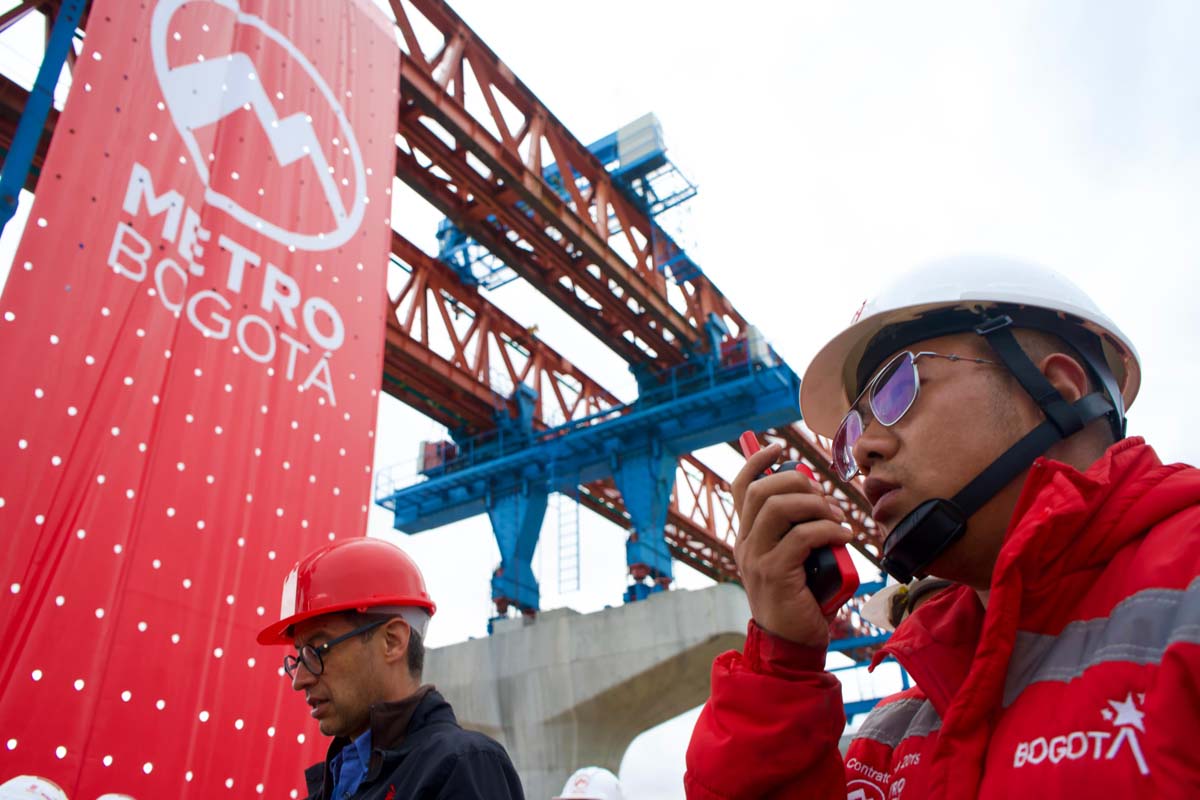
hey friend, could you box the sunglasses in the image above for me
[831,350,997,481]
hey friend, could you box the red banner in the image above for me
[0,1,398,796]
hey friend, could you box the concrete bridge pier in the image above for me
[424,583,751,799]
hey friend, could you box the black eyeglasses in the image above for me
[283,618,388,679]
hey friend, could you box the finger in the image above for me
[738,468,830,541]
[740,490,845,557]
[731,442,782,507]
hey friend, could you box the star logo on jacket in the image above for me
[1101,692,1146,732]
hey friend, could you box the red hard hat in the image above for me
[256,537,436,645]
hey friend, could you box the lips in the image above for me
[864,477,901,520]
[307,696,330,718]
[863,478,898,507]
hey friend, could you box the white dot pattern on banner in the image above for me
[0,6,398,794]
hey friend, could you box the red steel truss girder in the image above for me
[383,233,743,581]
[395,76,686,367]
[389,0,748,370]
[392,112,662,367]
[387,232,623,435]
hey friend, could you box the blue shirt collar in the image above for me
[330,728,373,799]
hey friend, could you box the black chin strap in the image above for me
[880,316,1117,583]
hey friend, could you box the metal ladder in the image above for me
[555,487,581,594]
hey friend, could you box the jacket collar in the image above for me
[309,685,445,799]
[872,438,1179,716]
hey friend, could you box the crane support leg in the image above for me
[487,486,547,617]
[614,444,676,602]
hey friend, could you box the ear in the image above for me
[380,618,411,667]
[1038,352,1090,403]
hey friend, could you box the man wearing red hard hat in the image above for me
[258,537,524,800]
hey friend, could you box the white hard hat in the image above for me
[800,255,1140,438]
[553,767,624,800]
[860,581,908,631]
[0,776,68,800]
[860,577,954,631]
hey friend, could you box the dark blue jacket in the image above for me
[305,687,524,800]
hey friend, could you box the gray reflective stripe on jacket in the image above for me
[852,576,1200,748]
[854,697,942,749]
[1003,575,1200,707]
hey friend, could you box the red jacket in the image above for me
[685,439,1200,799]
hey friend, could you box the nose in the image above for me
[850,411,898,478]
[290,660,317,692]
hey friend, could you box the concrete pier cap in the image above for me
[425,582,751,799]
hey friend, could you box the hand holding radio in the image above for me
[733,432,859,648]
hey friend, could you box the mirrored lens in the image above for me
[832,410,863,480]
[870,352,918,425]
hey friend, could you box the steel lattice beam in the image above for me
[384,233,746,581]
[390,0,749,372]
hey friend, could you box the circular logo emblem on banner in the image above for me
[149,0,367,251]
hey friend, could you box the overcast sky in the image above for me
[3,2,1199,797]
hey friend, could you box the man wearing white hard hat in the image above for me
[258,537,524,799]
[552,766,624,800]
[686,258,1200,797]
